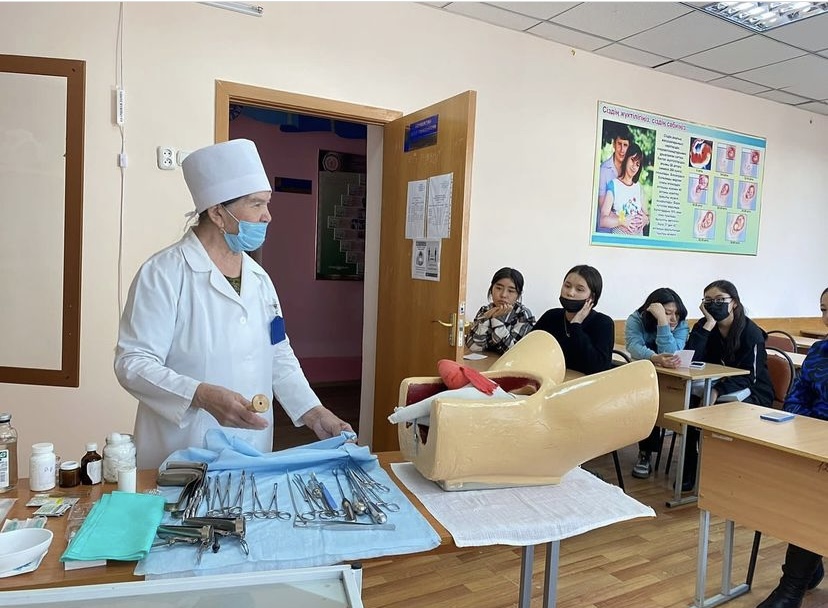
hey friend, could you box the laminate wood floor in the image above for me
[361,443,828,608]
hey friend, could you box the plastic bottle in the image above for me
[30,442,57,492]
[0,413,18,493]
[102,433,136,483]
[80,443,102,485]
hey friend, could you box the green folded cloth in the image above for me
[61,491,166,562]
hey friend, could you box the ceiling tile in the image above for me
[708,76,772,95]
[623,11,751,59]
[594,43,669,68]
[655,61,723,82]
[444,2,541,31]
[797,101,828,115]
[683,35,805,74]
[755,89,812,105]
[548,2,692,40]
[765,13,828,52]
[737,54,828,100]
[488,2,579,20]
[527,21,610,51]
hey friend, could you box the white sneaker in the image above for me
[631,451,652,479]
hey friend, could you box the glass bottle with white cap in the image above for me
[102,433,136,483]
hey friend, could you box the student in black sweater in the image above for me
[686,279,773,405]
[679,279,773,491]
[534,265,614,375]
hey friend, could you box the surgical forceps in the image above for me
[348,460,391,493]
[247,477,290,520]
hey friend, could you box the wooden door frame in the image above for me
[214,80,401,141]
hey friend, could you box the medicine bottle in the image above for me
[80,443,102,485]
[102,433,136,483]
[0,413,18,493]
[59,461,81,488]
[30,442,57,492]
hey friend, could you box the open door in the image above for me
[372,91,477,452]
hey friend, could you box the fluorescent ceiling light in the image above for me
[199,2,264,17]
[702,1,828,30]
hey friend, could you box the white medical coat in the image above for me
[115,230,320,469]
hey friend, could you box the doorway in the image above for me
[215,80,402,449]
[228,105,367,449]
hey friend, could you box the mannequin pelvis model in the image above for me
[395,331,658,490]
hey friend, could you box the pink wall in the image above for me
[230,114,366,384]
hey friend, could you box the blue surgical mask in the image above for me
[223,207,268,253]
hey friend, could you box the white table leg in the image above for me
[692,510,750,607]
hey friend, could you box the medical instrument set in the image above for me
[151,458,400,563]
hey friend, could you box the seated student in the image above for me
[465,267,535,355]
[680,279,773,491]
[625,287,689,479]
[756,287,828,608]
[534,265,614,375]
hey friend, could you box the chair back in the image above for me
[766,330,797,353]
[765,345,795,408]
[612,349,632,364]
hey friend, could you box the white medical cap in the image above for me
[182,139,271,214]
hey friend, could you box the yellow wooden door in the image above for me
[372,91,477,452]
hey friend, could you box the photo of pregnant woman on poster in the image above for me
[594,120,655,237]
[599,143,650,236]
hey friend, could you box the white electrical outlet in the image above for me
[157,146,175,170]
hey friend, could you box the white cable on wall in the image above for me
[116,2,126,315]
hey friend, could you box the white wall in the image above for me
[0,1,824,475]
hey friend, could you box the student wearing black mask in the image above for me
[534,265,614,375]
[679,279,773,491]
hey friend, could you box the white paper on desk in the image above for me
[463,353,488,361]
[390,463,654,548]
[676,350,695,368]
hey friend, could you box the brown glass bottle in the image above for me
[80,442,102,485]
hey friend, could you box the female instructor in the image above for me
[115,139,352,469]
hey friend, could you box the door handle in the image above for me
[433,313,459,346]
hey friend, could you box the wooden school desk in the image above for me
[655,364,749,507]
[666,403,828,608]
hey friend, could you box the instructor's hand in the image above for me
[302,405,354,440]
[191,383,269,430]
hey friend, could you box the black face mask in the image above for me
[559,296,587,313]
[704,301,731,322]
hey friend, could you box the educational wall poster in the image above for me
[590,101,765,255]
[411,238,441,281]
